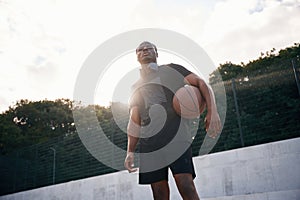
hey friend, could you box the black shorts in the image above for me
[139,146,196,184]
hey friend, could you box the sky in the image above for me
[0,0,300,112]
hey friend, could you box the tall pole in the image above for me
[292,59,300,97]
[231,79,245,147]
[50,147,56,184]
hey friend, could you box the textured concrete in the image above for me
[1,138,299,200]
[194,138,300,198]
[203,190,300,200]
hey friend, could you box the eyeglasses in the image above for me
[136,47,155,54]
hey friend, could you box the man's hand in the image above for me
[124,152,138,173]
[184,73,222,139]
[205,111,222,139]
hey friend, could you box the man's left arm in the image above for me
[184,73,222,138]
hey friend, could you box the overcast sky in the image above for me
[0,0,299,112]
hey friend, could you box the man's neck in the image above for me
[141,62,158,70]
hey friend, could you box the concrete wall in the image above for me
[193,137,300,199]
[1,138,300,200]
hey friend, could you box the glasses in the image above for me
[136,47,155,54]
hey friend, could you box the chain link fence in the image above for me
[1,58,299,196]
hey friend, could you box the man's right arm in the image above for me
[124,106,140,173]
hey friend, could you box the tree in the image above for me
[209,62,243,84]
[0,99,76,154]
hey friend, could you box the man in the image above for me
[124,41,221,200]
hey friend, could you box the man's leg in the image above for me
[174,173,200,200]
[150,180,170,200]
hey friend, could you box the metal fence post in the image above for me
[292,59,300,97]
[13,152,19,192]
[231,79,245,147]
[50,147,56,184]
[34,144,38,187]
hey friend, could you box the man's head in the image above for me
[136,41,158,64]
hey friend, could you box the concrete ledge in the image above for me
[193,138,300,198]
[202,189,300,200]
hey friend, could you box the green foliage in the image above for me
[0,102,127,195]
[204,67,300,153]
[196,42,300,153]
[0,114,22,154]
[209,62,243,83]
[0,99,76,154]
[210,43,300,84]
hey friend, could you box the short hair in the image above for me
[136,41,157,53]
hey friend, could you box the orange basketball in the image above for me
[173,85,206,119]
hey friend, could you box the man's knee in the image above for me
[174,174,199,199]
[180,183,197,195]
[151,180,170,200]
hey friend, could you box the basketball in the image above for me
[173,85,206,119]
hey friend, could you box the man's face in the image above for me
[136,42,158,64]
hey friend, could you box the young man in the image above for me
[124,41,221,200]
